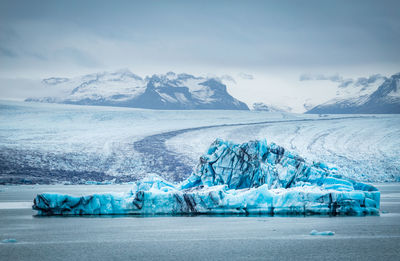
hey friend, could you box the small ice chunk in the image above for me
[310,230,335,236]
[1,239,17,243]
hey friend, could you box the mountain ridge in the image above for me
[307,72,400,114]
[26,70,249,110]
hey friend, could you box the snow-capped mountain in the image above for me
[26,70,249,110]
[307,73,400,114]
[252,102,292,113]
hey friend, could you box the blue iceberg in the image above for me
[33,139,380,216]
[310,230,335,236]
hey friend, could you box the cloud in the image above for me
[1,0,399,79]
[53,47,101,68]
[300,73,387,89]
[337,74,386,88]
[338,79,353,88]
[238,72,254,80]
[219,74,236,84]
[354,74,384,86]
[299,74,312,81]
[300,73,354,88]
[299,73,343,82]
[0,46,18,58]
[205,74,236,84]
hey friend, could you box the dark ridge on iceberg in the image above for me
[181,139,377,192]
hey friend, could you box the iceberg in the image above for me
[1,239,18,243]
[33,139,380,216]
[310,230,335,236]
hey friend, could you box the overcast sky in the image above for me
[1,0,399,111]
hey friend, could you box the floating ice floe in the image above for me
[310,230,335,236]
[33,139,380,216]
[1,239,18,243]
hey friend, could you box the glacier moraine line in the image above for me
[133,115,373,182]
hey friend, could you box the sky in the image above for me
[0,0,399,111]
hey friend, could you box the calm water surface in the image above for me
[0,184,399,260]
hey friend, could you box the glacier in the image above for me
[2,101,399,184]
[32,139,380,216]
